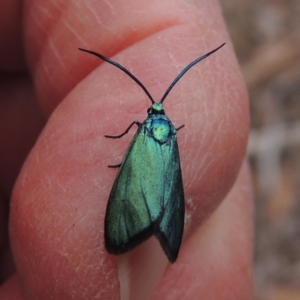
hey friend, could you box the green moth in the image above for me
[79,43,225,262]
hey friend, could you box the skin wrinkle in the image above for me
[34,3,55,22]
[188,151,209,188]
[84,4,108,29]
[51,0,63,11]
[218,85,248,159]
[101,18,184,56]
[102,0,116,16]
[41,60,57,93]
[62,19,87,52]
[26,3,61,67]
[192,119,221,182]
[167,53,181,76]
[48,39,66,71]
[29,9,48,35]
[188,89,231,180]
[193,153,215,188]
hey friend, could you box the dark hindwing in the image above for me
[155,136,185,262]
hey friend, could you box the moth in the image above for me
[79,43,225,262]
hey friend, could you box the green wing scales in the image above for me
[105,118,185,262]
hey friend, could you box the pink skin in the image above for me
[0,0,252,299]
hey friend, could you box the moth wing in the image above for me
[105,126,165,254]
[155,137,185,262]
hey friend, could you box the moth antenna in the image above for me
[78,48,155,104]
[160,43,226,104]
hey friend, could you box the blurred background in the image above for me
[219,0,300,299]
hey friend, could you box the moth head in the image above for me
[147,103,165,115]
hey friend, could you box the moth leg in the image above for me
[108,163,121,168]
[105,121,141,139]
[176,124,185,131]
[106,121,141,167]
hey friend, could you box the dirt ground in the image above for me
[219,0,300,299]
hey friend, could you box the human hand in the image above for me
[0,0,252,299]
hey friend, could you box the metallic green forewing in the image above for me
[105,105,184,262]
[78,43,225,262]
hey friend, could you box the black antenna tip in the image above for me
[159,43,226,103]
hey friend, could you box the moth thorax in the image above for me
[152,119,171,143]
